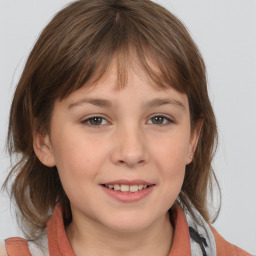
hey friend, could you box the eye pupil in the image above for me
[152,116,164,124]
[90,117,102,125]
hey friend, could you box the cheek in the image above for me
[51,135,107,207]
[149,132,188,198]
[151,132,190,170]
[53,126,104,165]
[155,144,186,210]
[51,129,109,189]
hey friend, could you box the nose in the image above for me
[110,125,149,168]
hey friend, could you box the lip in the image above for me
[103,179,154,186]
[100,180,155,202]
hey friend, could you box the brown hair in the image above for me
[4,0,219,239]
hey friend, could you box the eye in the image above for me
[82,116,109,126]
[147,115,173,125]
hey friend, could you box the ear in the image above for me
[33,131,56,167]
[186,119,204,165]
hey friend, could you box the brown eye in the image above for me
[148,115,172,125]
[88,117,103,125]
[151,116,164,124]
[82,116,108,127]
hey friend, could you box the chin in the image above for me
[101,212,158,233]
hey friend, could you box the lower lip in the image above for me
[101,185,155,202]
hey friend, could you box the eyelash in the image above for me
[81,115,174,127]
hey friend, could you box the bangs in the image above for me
[55,27,182,101]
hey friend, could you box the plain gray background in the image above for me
[0,0,255,254]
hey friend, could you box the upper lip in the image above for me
[102,179,154,186]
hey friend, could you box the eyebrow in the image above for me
[68,98,112,109]
[142,98,185,109]
[68,97,185,110]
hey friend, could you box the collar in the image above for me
[46,204,215,256]
[47,205,75,256]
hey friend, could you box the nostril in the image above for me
[117,159,145,166]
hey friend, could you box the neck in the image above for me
[66,212,173,256]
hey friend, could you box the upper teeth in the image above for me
[105,184,148,192]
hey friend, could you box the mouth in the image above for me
[100,180,155,202]
[101,184,152,193]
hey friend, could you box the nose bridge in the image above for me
[111,122,148,167]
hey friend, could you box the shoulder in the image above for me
[0,240,8,256]
[211,226,252,256]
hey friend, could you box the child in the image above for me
[0,0,251,255]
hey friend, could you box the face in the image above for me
[34,63,200,233]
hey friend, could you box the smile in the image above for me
[101,181,155,202]
[102,184,149,193]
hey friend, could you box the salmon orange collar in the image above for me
[46,201,216,256]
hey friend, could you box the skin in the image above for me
[34,61,202,256]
